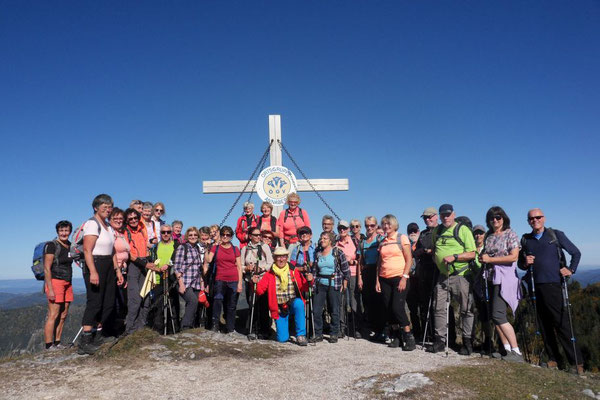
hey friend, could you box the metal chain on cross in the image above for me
[278,140,342,221]
[246,151,270,204]
[218,140,273,227]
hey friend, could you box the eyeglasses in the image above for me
[474,231,485,235]
[222,233,233,238]
[155,209,164,213]
[249,233,260,237]
[188,234,198,237]
[490,215,503,221]
[366,224,377,228]
[352,225,361,229]
[127,217,139,221]
[422,215,436,220]
[528,216,544,221]
[161,231,172,234]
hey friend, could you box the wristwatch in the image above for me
[402,274,410,279]
[453,254,459,262]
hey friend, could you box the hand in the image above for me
[90,271,99,286]
[443,255,455,265]
[245,264,254,273]
[116,271,125,286]
[357,277,363,291]
[47,290,56,302]
[251,275,259,284]
[237,282,243,293]
[375,280,381,293]
[397,277,407,292]
[560,267,572,277]
[480,254,491,264]
[306,273,313,282]
[526,255,535,265]
[160,264,169,272]
[146,262,156,270]
[425,249,432,254]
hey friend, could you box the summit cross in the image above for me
[202,115,349,216]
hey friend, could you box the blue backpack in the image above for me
[31,240,61,280]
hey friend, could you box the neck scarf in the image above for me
[272,262,290,294]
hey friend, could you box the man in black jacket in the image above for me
[518,208,583,373]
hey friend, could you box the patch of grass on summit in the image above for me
[414,360,600,400]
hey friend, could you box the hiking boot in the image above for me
[309,335,324,343]
[502,350,524,363]
[458,337,473,356]
[373,332,387,343]
[427,338,445,353]
[296,335,308,347]
[388,336,400,348]
[77,333,99,355]
[338,331,345,339]
[575,364,584,375]
[354,331,362,339]
[93,333,117,346]
[328,335,338,344]
[546,360,558,370]
[402,331,416,352]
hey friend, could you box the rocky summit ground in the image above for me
[0,329,598,400]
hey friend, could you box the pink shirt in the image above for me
[276,207,310,244]
[336,236,358,276]
[113,231,130,269]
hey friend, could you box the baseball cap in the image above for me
[421,207,437,217]
[338,220,350,229]
[439,204,454,214]
[407,223,420,234]
[473,225,486,233]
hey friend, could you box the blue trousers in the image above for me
[275,297,306,342]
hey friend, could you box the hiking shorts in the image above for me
[46,279,74,303]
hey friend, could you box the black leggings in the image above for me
[379,276,410,328]
[82,256,116,327]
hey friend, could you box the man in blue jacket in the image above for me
[518,208,583,373]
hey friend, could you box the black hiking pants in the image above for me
[82,256,116,327]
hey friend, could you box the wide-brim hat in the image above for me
[273,246,289,256]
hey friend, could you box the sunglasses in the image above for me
[222,233,233,238]
[161,231,172,234]
[366,224,376,228]
[155,209,164,213]
[338,227,349,231]
[528,216,544,221]
[422,215,436,220]
[249,233,260,237]
[408,230,419,234]
[127,217,139,221]
[351,225,361,228]
[490,215,503,221]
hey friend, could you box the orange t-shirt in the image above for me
[379,232,410,278]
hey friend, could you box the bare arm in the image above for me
[481,247,518,265]
[43,253,55,299]
[83,235,99,285]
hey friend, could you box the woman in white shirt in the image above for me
[78,194,124,355]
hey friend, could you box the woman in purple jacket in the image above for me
[479,206,523,363]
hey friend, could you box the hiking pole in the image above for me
[527,255,543,365]
[344,287,350,341]
[70,327,83,348]
[483,265,493,358]
[445,263,451,358]
[163,271,168,335]
[247,266,258,341]
[561,276,579,374]
[421,269,438,349]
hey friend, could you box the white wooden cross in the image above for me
[203,115,349,216]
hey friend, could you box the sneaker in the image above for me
[546,360,558,370]
[491,352,503,359]
[502,350,524,363]
[427,339,445,353]
[296,335,308,346]
[309,335,324,343]
[458,337,472,356]
[328,335,338,344]
[54,343,69,350]
[402,332,416,352]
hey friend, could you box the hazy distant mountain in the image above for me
[573,267,600,287]
[0,278,86,294]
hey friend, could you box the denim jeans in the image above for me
[212,280,238,332]
[275,297,306,342]
[313,283,341,336]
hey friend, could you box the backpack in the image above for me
[31,240,61,280]
[284,207,305,223]
[71,218,101,266]
[520,227,567,269]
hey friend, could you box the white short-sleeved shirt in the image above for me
[83,219,115,256]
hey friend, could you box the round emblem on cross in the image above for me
[256,166,298,206]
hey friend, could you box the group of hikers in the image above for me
[40,193,584,374]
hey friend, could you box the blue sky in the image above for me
[1,1,599,279]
